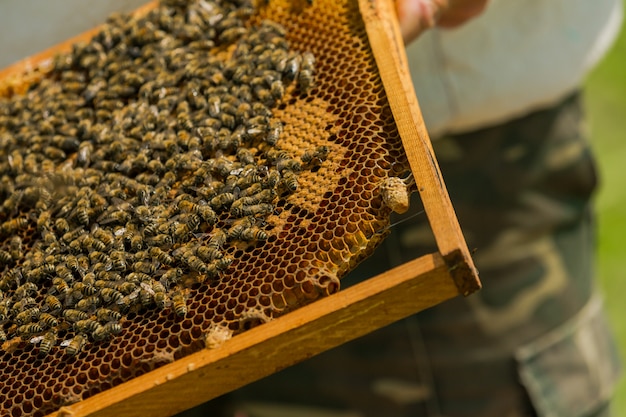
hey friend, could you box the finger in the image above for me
[438,0,489,28]
[396,0,448,44]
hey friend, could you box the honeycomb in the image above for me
[0,0,414,415]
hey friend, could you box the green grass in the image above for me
[585,8,626,414]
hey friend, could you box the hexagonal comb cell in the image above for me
[0,0,415,415]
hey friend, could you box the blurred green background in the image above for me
[585,10,626,414]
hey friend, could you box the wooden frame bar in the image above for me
[358,0,479,296]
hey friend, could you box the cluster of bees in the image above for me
[0,0,322,356]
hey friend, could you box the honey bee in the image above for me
[51,135,80,152]
[75,203,91,226]
[64,333,88,356]
[116,282,138,295]
[38,313,59,328]
[265,121,283,145]
[301,145,329,167]
[50,277,70,297]
[128,272,152,287]
[12,297,37,312]
[242,227,269,242]
[76,119,94,140]
[15,282,38,298]
[159,267,183,289]
[101,288,124,304]
[77,295,102,312]
[7,149,24,175]
[65,255,84,276]
[54,218,70,235]
[139,283,155,308]
[98,209,131,226]
[270,80,285,100]
[89,250,110,265]
[62,227,85,244]
[143,223,159,237]
[0,217,29,236]
[96,308,122,323]
[220,26,248,44]
[56,265,74,283]
[38,330,57,356]
[177,112,194,131]
[182,212,202,231]
[171,290,188,318]
[77,141,94,166]
[116,293,136,313]
[184,253,211,275]
[239,203,275,217]
[246,101,268,118]
[263,170,281,189]
[0,250,12,266]
[92,227,115,248]
[15,307,41,325]
[133,261,159,275]
[149,247,174,265]
[43,146,67,161]
[109,251,128,271]
[0,300,10,321]
[283,53,302,82]
[63,309,90,323]
[148,233,173,247]
[41,229,59,247]
[93,322,122,341]
[207,228,228,250]
[75,318,102,334]
[275,154,302,172]
[25,264,54,283]
[207,96,221,118]
[1,267,22,291]
[231,189,275,215]
[36,210,53,232]
[18,323,44,338]
[281,170,299,192]
[43,295,63,313]
[214,256,233,271]
[66,284,86,309]
[153,289,169,309]
[228,216,268,241]
[299,52,316,94]
[195,245,223,263]
[210,192,235,211]
[232,168,262,191]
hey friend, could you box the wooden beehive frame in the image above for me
[0,0,480,415]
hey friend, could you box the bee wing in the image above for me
[114,227,127,237]
[127,288,141,301]
[30,336,44,344]
[140,282,155,295]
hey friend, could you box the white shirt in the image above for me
[407,0,623,137]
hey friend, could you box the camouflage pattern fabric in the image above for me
[180,92,621,417]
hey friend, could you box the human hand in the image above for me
[396,0,489,44]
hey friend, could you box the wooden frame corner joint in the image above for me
[442,249,481,296]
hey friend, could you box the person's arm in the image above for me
[396,0,489,44]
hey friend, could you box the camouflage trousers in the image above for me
[182,92,621,417]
